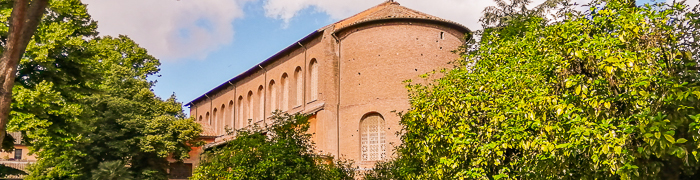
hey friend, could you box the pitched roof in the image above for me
[8,132,22,145]
[199,124,218,137]
[331,1,453,30]
[186,1,469,107]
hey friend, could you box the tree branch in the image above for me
[19,0,48,47]
[0,0,50,150]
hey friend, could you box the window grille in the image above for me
[361,114,386,161]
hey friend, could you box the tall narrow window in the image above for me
[269,81,277,112]
[360,113,386,161]
[310,60,318,101]
[205,112,210,125]
[247,91,253,123]
[282,74,289,111]
[229,101,234,131]
[295,67,303,107]
[212,108,218,128]
[14,149,22,160]
[199,116,202,122]
[258,86,264,121]
[237,96,243,128]
[220,104,226,134]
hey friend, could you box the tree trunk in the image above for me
[0,0,49,150]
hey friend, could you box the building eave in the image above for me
[186,30,322,106]
[332,17,471,38]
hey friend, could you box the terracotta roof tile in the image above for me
[199,124,218,137]
[329,0,465,32]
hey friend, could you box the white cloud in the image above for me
[263,0,382,25]
[389,0,500,30]
[82,0,684,61]
[261,0,523,31]
[83,0,250,60]
[262,0,636,31]
[669,0,700,7]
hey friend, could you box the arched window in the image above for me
[212,108,218,127]
[258,86,264,121]
[237,96,244,128]
[199,115,203,122]
[309,59,319,101]
[282,73,289,111]
[247,91,253,123]
[360,113,386,161]
[269,80,277,112]
[220,104,226,134]
[229,101,234,131]
[205,112,210,125]
[295,67,303,107]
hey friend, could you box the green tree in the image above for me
[368,0,700,179]
[1,0,203,179]
[0,0,50,149]
[0,164,28,178]
[192,112,355,180]
[91,160,133,180]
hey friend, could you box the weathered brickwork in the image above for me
[182,0,470,170]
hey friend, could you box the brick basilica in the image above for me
[173,1,470,178]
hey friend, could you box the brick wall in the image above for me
[187,13,468,169]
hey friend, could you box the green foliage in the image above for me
[369,0,700,179]
[0,164,28,178]
[1,132,15,152]
[91,160,133,180]
[1,0,203,179]
[192,112,355,180]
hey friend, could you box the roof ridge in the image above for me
[188,0,470,107]
[321,1,400,31]
[330,1,459,31]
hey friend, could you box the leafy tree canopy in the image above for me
[1,0,203,179]
[91,160,133,180]
[192,112,355,180]
[368,0,700,179]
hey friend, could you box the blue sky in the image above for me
[80,0,689,116]
[153,1,335,108]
